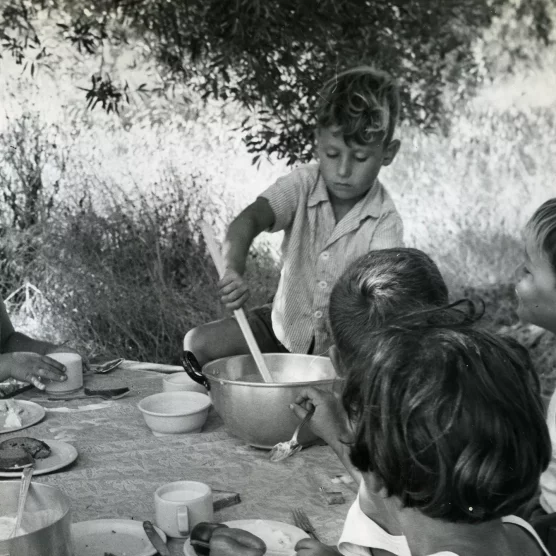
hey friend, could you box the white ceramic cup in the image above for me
[162,373,207,395]
[44,352,83,393]
[154,481,213,538]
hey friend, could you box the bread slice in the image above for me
[0,445,34,470]
[0,437,51,459]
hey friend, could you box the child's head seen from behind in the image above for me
[342,303,550,524]
[329,247,449,367]
[516,198,556,333]
[315,66,401,203]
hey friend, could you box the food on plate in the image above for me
[190,522,229,556]
[209,527,267,556]
[0,445,34,470]
[0,399,24,428]
[0,437,51,471]
[239,521,296,552]
[0,437,51,459]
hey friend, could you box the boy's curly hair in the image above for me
[525,198,556,272]
[342,301,551,523]
[316,65,400,146]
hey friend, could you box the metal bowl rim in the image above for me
[202,353,341,387]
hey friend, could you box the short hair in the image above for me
[342,301,551,523]
[525,198,556,272]
[316,65,400,146]
[329,248,449,365]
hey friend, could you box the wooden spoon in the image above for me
[200,223,274,383]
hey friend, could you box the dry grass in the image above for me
[0,32,555,383]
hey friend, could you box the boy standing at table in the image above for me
[184,66,404,366]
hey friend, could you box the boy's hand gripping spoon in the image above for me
[200,223,274,383]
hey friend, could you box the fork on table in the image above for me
[292,508,321,542]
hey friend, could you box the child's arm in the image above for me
[291,387,363,484]
[218,198,275,310]
[0,298,60,356]
[222,197,275,275]
[0,299,70,388]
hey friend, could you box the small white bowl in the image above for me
[137,392,211,437]
[162,372,207,394]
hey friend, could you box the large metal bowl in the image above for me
[183,353,340,449]
[0,482,73,556]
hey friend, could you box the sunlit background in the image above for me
[1,10,555,395]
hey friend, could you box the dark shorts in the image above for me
[243,304,316,355]
[244,305,290,354]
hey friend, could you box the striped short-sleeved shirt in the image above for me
[259,163,404,355]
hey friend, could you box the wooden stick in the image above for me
[200,223,274,383]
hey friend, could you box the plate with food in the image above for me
[0,399,45,434]
[72,519,167,556]
[184,519,308,556]
[0,437,78,477]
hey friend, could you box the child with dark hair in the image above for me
[184,66,404,369]
[295,303,551,556]
[292,247,449,481]
[328,247,449,366]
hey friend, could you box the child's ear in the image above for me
[382,139,401,166]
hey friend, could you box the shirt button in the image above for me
[319,281,327,289]
[314,310,323,319]
[321,252,329,260]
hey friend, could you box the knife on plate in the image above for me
[143,520,171,556]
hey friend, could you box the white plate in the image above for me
[72,519,168,556]
[0,400,45,434]
[0,439,78,477]
[183,519,308,556]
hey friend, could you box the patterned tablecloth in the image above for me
[2,369,356,555]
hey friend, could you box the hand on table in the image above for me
[218,269,250,311]
[0,352,67,390]
[209,527,266,556]
[295,538,342,556]
[290,386,351,447]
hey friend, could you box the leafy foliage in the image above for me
[1,0,554,164]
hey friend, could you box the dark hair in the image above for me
[525,198,556,273]
[316,65,400,146]
[342,301,551,523]
[329,248,449,365]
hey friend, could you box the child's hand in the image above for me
[0,352,67,390]
[218,269,250,311]
[48,345,91,373]
[209,527,266,556]
[290,386,351,447]
[295,538,341,555]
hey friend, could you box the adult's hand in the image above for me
[209,527,266,556]
[0,352,67,390]
[218,269,250,311]
[295,538,342,555]
[47,344,90,373]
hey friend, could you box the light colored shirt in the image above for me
[338,494,550,556]
[259,163,403,355]
[540,388,556,512]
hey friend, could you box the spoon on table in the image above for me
[46,387,130,401]
[11,465,34,538]
[269,406,316,462]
